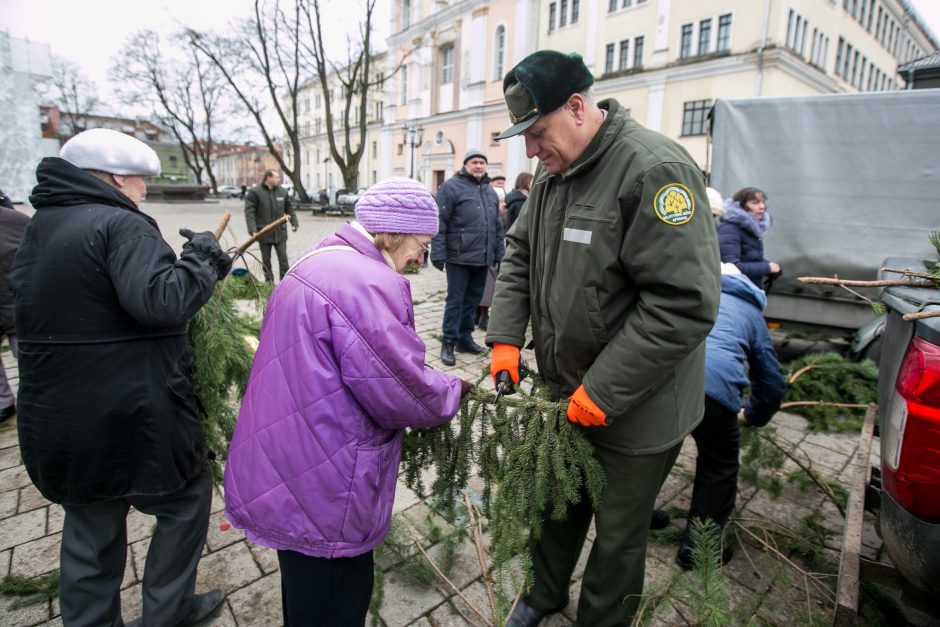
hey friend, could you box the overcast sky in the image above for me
[3,0,939,112]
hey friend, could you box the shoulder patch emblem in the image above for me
[653,183,695,225]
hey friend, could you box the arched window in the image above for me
[493,25,506,80]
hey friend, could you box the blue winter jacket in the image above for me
[705,273,786,427]
[431,170,504,266]
[717,202,772,287]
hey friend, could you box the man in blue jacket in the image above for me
[673,262,787,570]
[431,149,504,366]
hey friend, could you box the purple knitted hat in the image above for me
[355,177,439,235]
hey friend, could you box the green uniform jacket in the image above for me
[486,99,721,455]
[245,183,299,244]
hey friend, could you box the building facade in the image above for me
[378,0,937,189]
[211,144,283,188]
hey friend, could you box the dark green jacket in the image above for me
[486,100,721,454]
[245,183,298,244]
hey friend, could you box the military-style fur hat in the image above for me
[495,50,595,140]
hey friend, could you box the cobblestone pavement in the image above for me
[0,199,889,625]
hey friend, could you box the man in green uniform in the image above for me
[245,169,299,281]
[486,50,721,626]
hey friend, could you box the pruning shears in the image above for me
[495,370,515,402]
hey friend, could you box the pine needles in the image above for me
[399,369,606,614]
[782,352,877,432]
[0,572,60,610]
[188,274,271,483]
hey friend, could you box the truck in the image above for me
[709,90,940,337]
[874,257,940,601]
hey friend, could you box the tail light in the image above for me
[882,336,940,522]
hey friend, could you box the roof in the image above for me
[898,50,940,73]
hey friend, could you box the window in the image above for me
[680,23,693,59]
[716,14,732,51]
[682,100,711,136]
[304,98,310,113]
[315,118,322,133]
[440,45,454,84]
[605,43,615,74]
[835,37,844,75]
[571,0,579,24]
[494,25,506,80]
[315,93,321,109]
[400,65,408,105]
[402,0,410,29]
[619,39,630,70]
[169,155,178,168]
[698,18,711,55]
[372,141,377,159]
[375,101,382,121]
[608,0,617,13]
[397,144,403,156]
[787,10,797,49]
[560,0,568,27]
[490,131,500,145]
[634,35,644,68]
[548,2,556,32]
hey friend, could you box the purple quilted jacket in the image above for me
[224,222,462,558]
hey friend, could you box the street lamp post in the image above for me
[401,122,424,180]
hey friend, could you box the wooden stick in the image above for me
[405,527,494,627]
[213,211,231,239]
[779,401,869,410]
[235,215,289,255]
[797,276,935,288]
[464,493,498,626]
[881,267,940,281]
[904,310,940,321]
[787,363,821,385]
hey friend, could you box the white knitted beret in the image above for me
[59,128,161,176]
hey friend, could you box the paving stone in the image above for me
[377,567,446,627]
[130,537,151,584]
[0,548,9,577]
[430,580,492,626]
[425,538,482,591]
[0,465,34,492]
[741,491,815,531]
[0,445,20,471]
[205,511,245,552]
[126,508,157,544]
[0,488,17,518]
[209,486,226,515]
[247,541,279,575]
[772,411,809,431]
[0,595,51,626]
[227,573,283,626]
[0,424,20,449]
[47,506,64,535]
[803,430,860,458]
[795,440,851,475]
[17,484,50,514]
[10,532,61,578]
[392,477,422,513]
[0,508,45,551]
[195,542,262,594]
[120,583,143,624]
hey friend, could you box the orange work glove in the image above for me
[567,385,608,427]
[489,343,521,387]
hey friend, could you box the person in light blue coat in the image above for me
[673,263,787,570]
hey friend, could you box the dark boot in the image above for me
[505,598,547,627]
[441,341,456,366]
[650,509,671,530]
[181,589,225,625]
[478,312,489,331]
[455,340,486,354]
[675,535,734,571]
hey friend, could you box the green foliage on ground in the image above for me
[0,572,60,610]
[782,352,877,432]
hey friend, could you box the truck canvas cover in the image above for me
[710,90,940,332]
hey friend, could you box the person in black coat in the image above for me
[0,196,28,422]
[717,187,781,288]
[503,171,533,233]
[11,129,232,626]
[431,149,504,366]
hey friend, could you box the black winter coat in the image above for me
[11,158,219,504]
[431,170,504,266]
[717,205,772,287]
[0,206,28,334]
[503,188,527,233]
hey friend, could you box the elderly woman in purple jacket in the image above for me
[224,177,472,625]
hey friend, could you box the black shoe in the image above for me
[506,598,547,627]
[181,589,225,625]
[477,313,489,331]
[650,509,671,530]
[675,538,734,571]
[455,340,486,354]
[0,405,14,422]
[441,341,456,366]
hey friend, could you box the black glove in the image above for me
[432,260,445,271]
[179,228,233,281]
[459,379,474,398]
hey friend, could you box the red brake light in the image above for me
[883,337,940,522]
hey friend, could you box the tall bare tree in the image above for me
[187,0,309,200]
[35,56,100,141]
[111,30,224,189]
